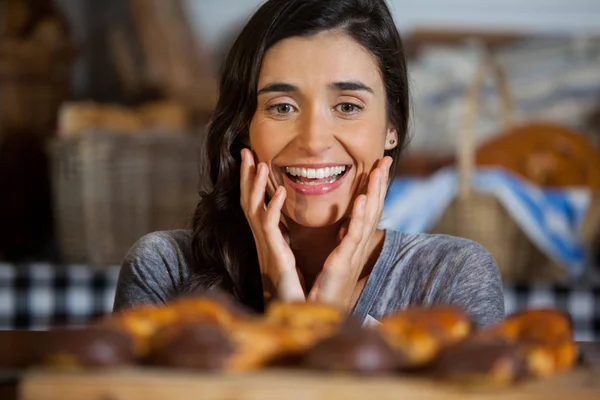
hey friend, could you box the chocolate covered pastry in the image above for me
[147,320,300,372]
[38,327,135,369]
[301,319,401,374]
[98,291,250,358]
[431,308,578,385]
[430,337,528,386]
[484,308,578,378]
[147,323,235,371]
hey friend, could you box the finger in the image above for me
[248,162,268,217]
[239,149,256,209]
[265,186,286,230]
[240,148,253,183]
[379,156,393,204]
[279,221,291,245]
[364,167,382,223]
[332,195,367,259]
[337,218,350,244]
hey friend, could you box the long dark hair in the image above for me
[189,0,410,312]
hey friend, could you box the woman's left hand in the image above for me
[307,156,393,309]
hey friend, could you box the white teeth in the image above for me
[285,166,347,179]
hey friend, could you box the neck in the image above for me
[284,218,344,289]
[284,217,385,291]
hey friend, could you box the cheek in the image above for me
[249,119,288,195]
[249,121,277,161]
[343,126,387,163]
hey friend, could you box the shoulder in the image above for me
[125,229,194,263]
[373,230,504,326]
[113,230,194,311]
[383,230,494,268]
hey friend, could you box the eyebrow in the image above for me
[330,81,374,93]
[257,82,298,95]
[257,80,374,95]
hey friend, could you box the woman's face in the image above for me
[249,30,398,227]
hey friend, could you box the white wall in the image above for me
[184,0,600,51]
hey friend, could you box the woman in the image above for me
[113,0,505,327]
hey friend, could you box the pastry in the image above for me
[147,323,235,371]
[377,306,473,368]
[431,308,578,385]
[301,318,401,374]
[37,327,135,370]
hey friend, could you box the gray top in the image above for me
[113,229,505,327]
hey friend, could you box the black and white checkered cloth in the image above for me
[0,263,599,340]
[0,263,118,330]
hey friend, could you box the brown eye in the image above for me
[336,103,362,114]
[269,104,294,114]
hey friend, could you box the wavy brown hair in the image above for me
[189,0,410,312]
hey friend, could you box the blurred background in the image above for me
[0,0,599,340]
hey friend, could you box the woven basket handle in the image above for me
[458,55,515,199]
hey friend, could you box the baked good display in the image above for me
[32,291,580,388]
[57,101,191,137]
[476,122,600,190]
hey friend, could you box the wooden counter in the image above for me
[18,367,600,400]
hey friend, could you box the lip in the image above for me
[280,164,352,196]
[283,163,349,169]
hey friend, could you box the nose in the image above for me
[294,108,334,157]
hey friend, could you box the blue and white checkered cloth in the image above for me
[0,263,597,340]
[380,167,593,277]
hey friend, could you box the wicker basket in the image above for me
[51,131,200,266]
[429,57,566,283]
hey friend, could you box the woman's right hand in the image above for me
[240,149,305,303]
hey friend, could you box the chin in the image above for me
[284,203,349,228]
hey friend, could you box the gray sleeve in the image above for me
[113,231,189,312]
[444,246,505,327]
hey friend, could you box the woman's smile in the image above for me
[280,163,352,195]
